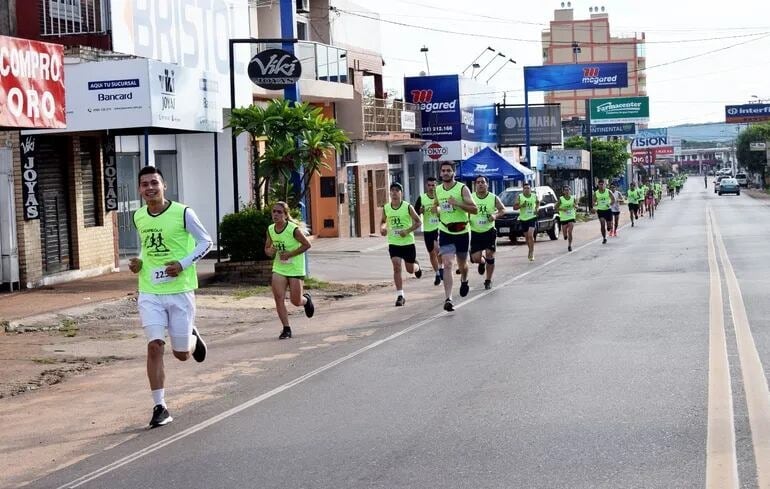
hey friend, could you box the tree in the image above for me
[562,136,630,180]
[736,122,770,186]
[228,100,350,209]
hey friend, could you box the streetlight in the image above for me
[462,46,495,76]
[420,46,430,75]
[486,58,517,84]
[470,62,481,78]
[475,52,506,79]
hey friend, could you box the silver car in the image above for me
[718,178,740,196]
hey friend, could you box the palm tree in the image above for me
[228,99,349,209]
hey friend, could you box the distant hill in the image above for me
[667,122,744,144]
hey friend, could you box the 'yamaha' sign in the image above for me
[248,49,302,90]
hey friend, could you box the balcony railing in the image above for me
[40,0,107,36]
[251,41,348,84]
[363,98,422,136]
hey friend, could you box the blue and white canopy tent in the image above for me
[457,147,534,182]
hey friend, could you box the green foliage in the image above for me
[736,122,770,174]
[219,206,273,262]
[228,99,350,208]
[561,136,629,180]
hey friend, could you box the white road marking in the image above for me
[705,208,739,489]
[710,208,770,489]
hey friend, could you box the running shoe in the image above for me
[303,293,315,318]
[395,296,405,307]
[149,405,172,428]
[484,280,492,290]
[443,299,454,312]
[414,263,422,279]
[191,327,207,363]
[478,262,485,275]
[434,274,441,286]
[279,326,292,340]
[459,281,470,297]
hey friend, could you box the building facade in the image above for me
[541,5,647,120]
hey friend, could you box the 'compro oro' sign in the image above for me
[248,49,302,90]
[0,35,65,128]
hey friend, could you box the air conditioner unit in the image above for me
[296,0,310,14]
[342,144,357,164]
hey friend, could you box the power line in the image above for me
[332,8,770,46]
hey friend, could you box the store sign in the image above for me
[405,75,461,141]
[103,139,118,211]
[19,136,40,220]
[589,97,649,123]
[422,141,461,162]
[524,63,628,91]
[0,35,66,128]
[400,110,416,131]
[750,142,767,151]
[247,49,301,90]
[725,104,770,123]
[585,122,636,137]
[498,105,562,145]
[545,149,590,171]
[110,0,250,108]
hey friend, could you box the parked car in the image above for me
[496,186,560,243]
[735,172,748,187]
[714,175,726,193]
[718,178,740,195]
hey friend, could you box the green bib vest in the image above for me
[627,189,640,204]
[470,192,496,233]
[384,202,415,246]
[558,195,576,221]
[134,201,197,294]
[268,221,306,277]
[518,193,537,222]
[595,189,611,210]
[420,193,440,232]
[435,182,469,235]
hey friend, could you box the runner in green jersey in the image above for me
[627,182,640,227]
[470,175,505,289]
[265,201,315,340]
[556,185,577,252]
[414,177,443,286]
[129,166,212,428]
[381,182,422,306]
[593,179,616,244]
[433,161,478,311]
[514,182,539,261]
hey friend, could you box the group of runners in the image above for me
[127,161,685,428]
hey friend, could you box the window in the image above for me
[375,170,388,206]
[296,21,308,41]
[48,0,81,22]
[320,177,336,198]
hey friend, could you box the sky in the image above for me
[333,0,770,129]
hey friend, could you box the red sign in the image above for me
[632,147,673,163]
[0,35,66,128]
[426,142,447,160]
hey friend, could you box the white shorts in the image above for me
[138,292,196,352]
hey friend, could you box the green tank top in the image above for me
[268,221,306,277]
[470,192,496,233]
[595,189,611,210]
[518,193,537,222]
[384,202,415,246]
[627,189,640,204]
[558,196,576,221]
[134,201,197,294]
[420,193,440,232]
[435,182,469,235]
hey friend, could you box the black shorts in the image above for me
[423,230,438,253]
[628,203,639,212]
[560,219,575,225]
[597,209,613,221]
[519,218,537,230]
[438,231,470,257]
[611,210,620,216]
[388,244,417,263]
[470,229,497,254]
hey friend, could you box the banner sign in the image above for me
[545,149,590,171]
[725,104,770,123]
[247,49,301,90]
[498,105,562,145]
[584,122,636,137]
[400,110,416,131]
[524,63,628,91]
[631,129,678,152]
[103,139,118,211]
[750,142,767,151]
[19,136,40,220]
[589,97,649,123]
[0,35,66,128]
[405,75,460,141]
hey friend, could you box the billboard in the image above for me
[524,63,628,91]
[631,128,679,150]
[110,0,251,108]
[405,74,460,141]
[589,97,649,123]
[545,150,590,171]
[725,104,770,123]
[0,36,65,128]
[498,105,562,145]
[584,122,636,137]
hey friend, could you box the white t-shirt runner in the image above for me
[610,191,622,213]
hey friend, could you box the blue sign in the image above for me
[725,104,770,123]
[524,63,629,91]
[585,122,636,137]
[461,105,497,143]
[404,75,460,141]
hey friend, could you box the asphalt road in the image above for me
[33,180,770,489]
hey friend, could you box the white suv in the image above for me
[735,172,748,187]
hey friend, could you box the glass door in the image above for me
[116,153,140,256]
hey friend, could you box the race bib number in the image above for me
[429,217,439,225]
[151,267,175,285]
[440,201,454,212]
[391,228,405,237]
[279,257,292,265]
[476,218,488,226]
